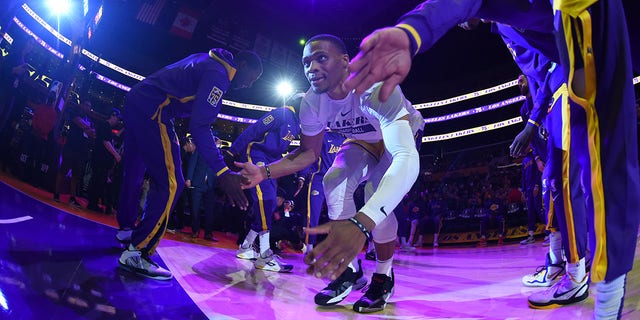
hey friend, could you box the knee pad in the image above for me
[372,213,398,243]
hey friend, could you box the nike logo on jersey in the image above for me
[340,110,352,117]
[380,207,388,216]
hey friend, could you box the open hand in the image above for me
[234,161,264,189]
[217,172,249,210]
[303,220,367,280]
[344,27,412,102]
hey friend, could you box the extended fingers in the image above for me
[303,224,332,235]
[308,246,347,280]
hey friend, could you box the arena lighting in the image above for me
[276,81,293,98]
[47,0,72,16]
[22,4,639,113]
[12,16,64,59]
[18,2,640,140]
[22,3,72,45]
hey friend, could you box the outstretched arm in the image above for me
[236,131,324,189]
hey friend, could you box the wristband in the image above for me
[264,165,272,180]
[348,217,372,241]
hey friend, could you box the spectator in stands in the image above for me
[185,137,221,242]
[0,37,35,168]
[395,194,415,252]
[24,89,57,188]
[410,191,439,247]
[478,189,505,247]
[271,199,306,253]
[87,109,122,213]
[54,100,94,206]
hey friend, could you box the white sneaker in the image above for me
[520,236,535,245]
[528,274,589,309]
[433,241,439,248]
[254,250,293,273]
[236,245,258,260]
[118,246,172,280]
[399,244,416,252]
[522,254,565,287]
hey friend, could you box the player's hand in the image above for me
[303,220,367,280]
[217,172,249,210]
[235,161,265,189]
[344,27,412,102]
[535,158,545,173]
[509,125,536,157]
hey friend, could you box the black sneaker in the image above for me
[53,193,60,202]
[353,269,394,313]
[314,259,367,306]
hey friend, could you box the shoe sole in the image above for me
[527,285,589,309]
[255,264,293,273]
[118,262,173,281]
[236,253,257,261]
[316,285,353,306]
[315,275,367,306]
[353,288,394,313]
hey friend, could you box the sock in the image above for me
[367,241,375,252]
[594,274,626,320]
[548,231,563,265]
[348,258,359,273]
[567,257,586,283]
[400,237,408,247]
[258,231,270,256]
[241,229,258,249]
[528,230,534,237]
[375,257,393,276]
[432,234,437,243]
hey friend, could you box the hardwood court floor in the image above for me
[1,175,639,319]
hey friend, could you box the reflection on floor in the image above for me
[1,178,639,319]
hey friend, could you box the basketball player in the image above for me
[236,34,424,313]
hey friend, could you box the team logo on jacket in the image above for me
[311,190,320,196]
[282,131,295,142]
[207,86,223,106]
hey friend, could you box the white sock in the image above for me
[567,257,586,282]
[433,234,438,242]
[348,258,359,273]
[258,231,270,256]
[549,231,563,265]
[242,229,258,248]
[528,230,534,237]
[375,257,393,276]
[594,274,626,320]
[400,237,408,247]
